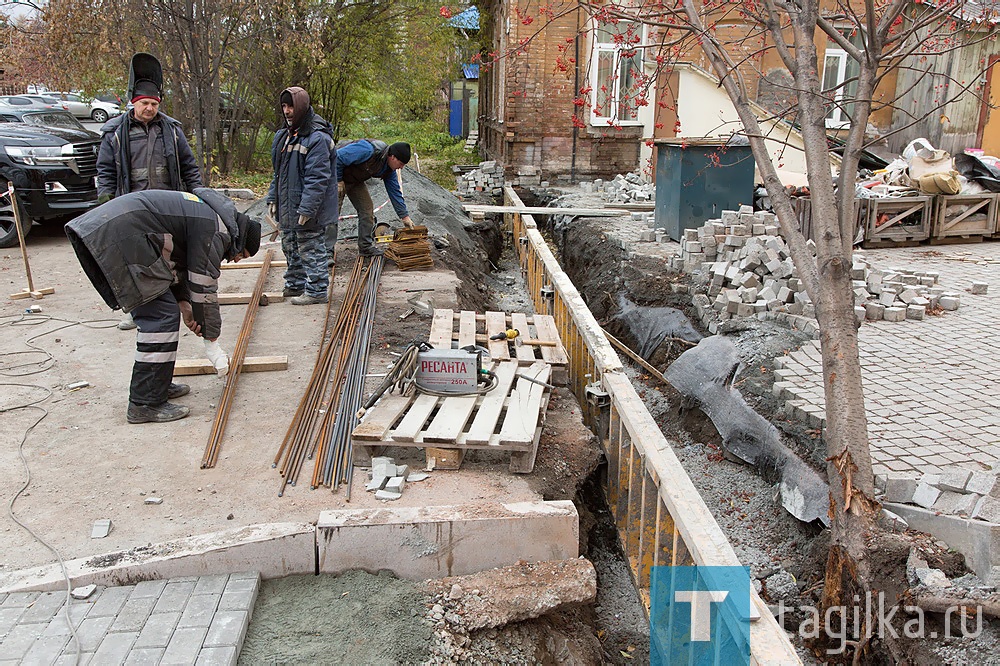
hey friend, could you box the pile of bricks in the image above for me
[365,455,429,500]
[675,206,962,337]
[456,160,504,195]
[880,467,1000,522]
[605,172,655,203]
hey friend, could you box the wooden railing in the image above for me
[503,185,800,664]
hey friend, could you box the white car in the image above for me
[54,92,123,123]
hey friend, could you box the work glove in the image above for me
[267,202,277,219]
[97,193,112,205]
[203,339,230,377]
[298,214,310,226]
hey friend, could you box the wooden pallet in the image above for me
[932,193,997,240]
[861,196,932,247]
[428,309,569,384]
[351,360,552,473]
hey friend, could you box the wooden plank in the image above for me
[352,393,414,441]
[485,311,510,359]
[462,204,628,217]
[499,362,551,445]
[422,394,479,443]
[389,394,439,442]
[458,310,477,348]
[465,362,519,445]
[428,309,453,349]
[510,312,536,362]
[218,292,284,305]
[220,260,286,269]
[173,355,287,376]
[532,315,569,364]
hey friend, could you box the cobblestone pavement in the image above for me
[772,244,1000,477]
[0,572,258,665]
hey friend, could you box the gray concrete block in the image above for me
[933,491,978,517]
[125,647,167,665]
[912,482,941,508]
[222,574,258,592]
[939,296,960,310]
[938,469,972,493]
[40,603,91,638]
[74,615,115,652]
[192,575,229,597]
[883,306,906,322]
[375,490,402,501]
[161,626,209,665]
[93,630,138,666]
[134,611,181,649]
[974,496,1000,523]
[178,593,221,629]
[906,304,925,320]
[23,631,70,664]
[2,592,39,608]
[88,585,134,617]
[883,474,917,503]
[865,302,885,321]
[384,476,406,494]
[971,282,989,295]
[967,472,998,496]
[131,580,167,599]
[203,611,248,648]
[218,587,257,613]
[196,645,239,666]
[0,607,26,638]
[110,596,156,633]
[0,623,44,659]
[153,581,196,614]
[91,519,112,539]
[19,591,65,623]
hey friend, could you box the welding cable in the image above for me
[356,340,430,417]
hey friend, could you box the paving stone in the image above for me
[883,306,906,322]
[88,586,134,617]
[161,626,208,665]
[203,611,248,648]
[131,580,168,599]
[967,471,998,496]
[110,596,156,633]
[22,631,70,664]
[933,491,979,516]
[192,575,229,597]
[2,592,39,608]
[0,607,25,639]
[74,615,115,652]
[124,648,166,665]
[218,587,256,614]
[153,581,196,614]
[134,611,181,649]
[938,469,972,492]
[883,474,917,503]
[92,630,138,665]
[0,623,45,659]
[40,602,92,637]
[178,593,221,629]
[196,646,239,666]
[19,591,67,624]
[974,496,1000,523]
[912,482,941,508]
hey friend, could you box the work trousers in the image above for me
[281,226,329,298]
[335,182,377,256]
[129,291,180,406]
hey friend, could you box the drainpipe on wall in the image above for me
[570,9,580,183]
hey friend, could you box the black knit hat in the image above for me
[388,142,411,164]
[280,90,293,107]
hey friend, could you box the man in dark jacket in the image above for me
[96,73,203,330]
[65,189,261,424]
[334,139,414,259]
[266,86,337,306]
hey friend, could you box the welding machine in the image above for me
[414,348,482,394]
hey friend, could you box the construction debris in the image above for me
[456,160,504,195]
[366,456,429,500]
[604,172,655,204]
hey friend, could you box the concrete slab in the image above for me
[0,523,315,593]
[885,502,1000,579]
[317,500,579,579]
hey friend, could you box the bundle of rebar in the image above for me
[201,249,273,469]
[273,255,384,497]
[384,226,433,271]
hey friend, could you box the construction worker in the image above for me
[266,86,338,306]
[65,189,261,424]
[96,53,202,331]
[333,140,414,260]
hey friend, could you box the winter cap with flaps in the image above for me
[279,86,310,129]
[131,79,161,104]
[388,142,411,164]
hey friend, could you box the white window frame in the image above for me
[589,20,645,127]
[822,47,852,128]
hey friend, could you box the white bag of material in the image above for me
[902,138,935,161]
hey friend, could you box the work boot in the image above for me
[359,245,384,257]
[290,294,328,306]
[282,287,303,298]
[126,402,190,424]
[117,313,137,330]
[167,383,190,399]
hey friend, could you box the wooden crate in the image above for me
[931,193,997,241]
[428,309,569,385]
[351,360,552,473]
[861,195,932,247]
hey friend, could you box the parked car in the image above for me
[23,95,69,110]
[96,91,125,108]
[53,92,122,123]
[0,95,55,110]
[0,113,101,248]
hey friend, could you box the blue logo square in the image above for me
[650,565,751,665]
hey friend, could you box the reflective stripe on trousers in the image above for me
[129,291,181,406]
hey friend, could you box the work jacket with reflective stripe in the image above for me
[266,108,338,230]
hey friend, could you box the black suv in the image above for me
[0,110,100,247]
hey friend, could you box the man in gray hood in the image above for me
[65,188,261,424]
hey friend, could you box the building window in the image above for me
[821,33,863,128]
[590,19,644,126]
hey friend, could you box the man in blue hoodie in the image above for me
[333,139,414,259]
[266,86,338,306]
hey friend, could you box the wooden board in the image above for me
[221,260,286,270]
[218,292,285,305]
[428,309,568,384]
[173,355,287,376]
[351,360,552,472]
[462,204,629,217]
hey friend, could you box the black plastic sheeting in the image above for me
[609,296,703,359]
[665,336,830,526]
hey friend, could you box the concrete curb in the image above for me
[885,502,1000,580]
[0,523,315,593]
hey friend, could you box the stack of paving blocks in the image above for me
[456,160,505,195]
[365,456,429,500]
[604,172,655,203]
[879,467,1000,522]
[675,206,962,337]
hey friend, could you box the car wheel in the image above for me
[0,183,31,249]
[91,108,109,123]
